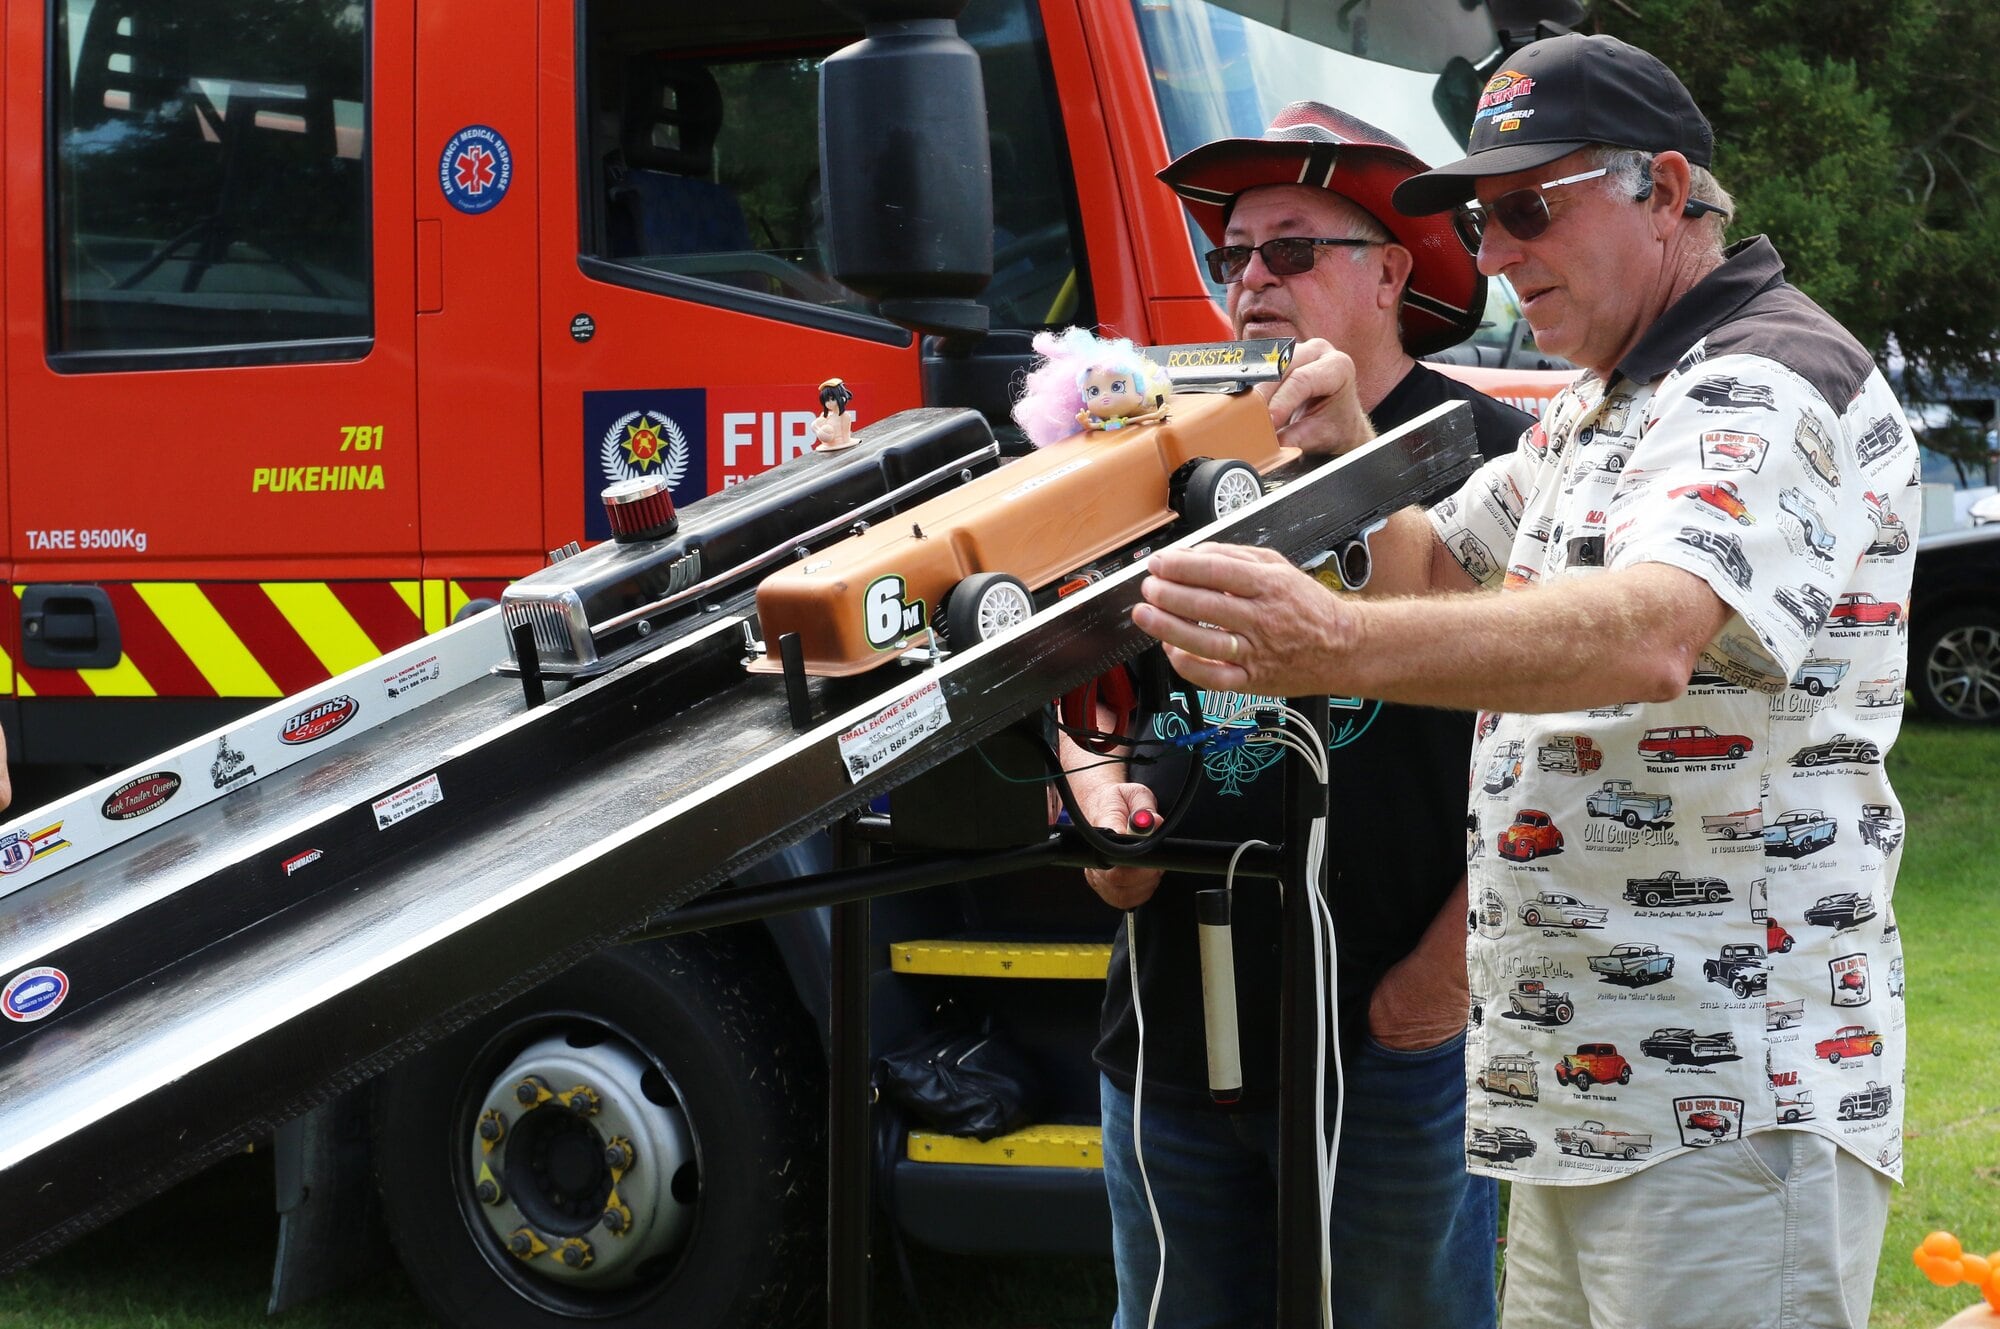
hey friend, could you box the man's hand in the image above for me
[1133,544,1359,697]
[1260,338,1375,456]
[1368,877,1473,1050]
[1078,779,1164,910]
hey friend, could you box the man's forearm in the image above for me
[1343,563,1730,712]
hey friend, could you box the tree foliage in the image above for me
[1596,0,2000,464]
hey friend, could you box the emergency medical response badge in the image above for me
[582,390,707,542]
[439,125,513,215]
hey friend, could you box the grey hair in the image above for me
[1590,145,1734,246]
[1331,197,1396,260]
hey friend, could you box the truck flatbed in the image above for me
[0,399,1480,1271]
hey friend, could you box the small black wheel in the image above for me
[943,572,1034,648]
[1622,811,1643,829]
[1806,678,1826,696]
[1179,458,1264,526]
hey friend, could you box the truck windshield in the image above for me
[1135,1,1487,171]
[1133,0,1565,368]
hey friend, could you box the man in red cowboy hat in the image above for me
[1064,101,1530,1329]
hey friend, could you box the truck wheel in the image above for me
[1553,1002,1573,1025]
[1805,678,1826,696]
[370,932,825,1329]
[1733,978,1752,999]
[1179,458,1263,526]
[1622,811,1643,829]
[944,572,1034,648]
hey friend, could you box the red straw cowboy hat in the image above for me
[1157,101,1485,357]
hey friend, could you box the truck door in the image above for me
[5,0,421,763]
[535,0,1095,547]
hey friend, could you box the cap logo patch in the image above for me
[1477,71,1533,107]
[1475,71,1535,125]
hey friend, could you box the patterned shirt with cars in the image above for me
[1431,238,1914,1186]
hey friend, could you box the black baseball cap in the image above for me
[1392,33,1714,216]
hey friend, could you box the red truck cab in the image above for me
[0,0,1569,772]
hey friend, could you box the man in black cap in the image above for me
[1063,102,1530,1329]
[1131,33,1914,1329]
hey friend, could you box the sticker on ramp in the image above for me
[838,679,949,783]
[374,773,444,829]
[3,967,69,1023]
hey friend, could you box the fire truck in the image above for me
[0,0,1572,1324]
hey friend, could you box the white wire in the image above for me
[1133,700,1340,1328]
[1225,837,1269,892]
[1127,910,1168,1329]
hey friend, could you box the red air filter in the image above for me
[601,475,679,543]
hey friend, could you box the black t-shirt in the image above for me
[1094,363,1532,1111]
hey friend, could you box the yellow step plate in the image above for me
[907,1124,1102,1168]
[888,939,1112,979]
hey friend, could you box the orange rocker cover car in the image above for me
[751,389,1296,677]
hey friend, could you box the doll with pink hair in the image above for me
[1010,328,1172,448]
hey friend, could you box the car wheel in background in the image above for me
[1913,607,2000,724]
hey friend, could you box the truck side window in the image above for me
[961,0,1092,330]
[580,0,1089,332]
[48,1,371,367]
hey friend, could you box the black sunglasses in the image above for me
[1203,236,1382,285]
[1454,166,1730,254]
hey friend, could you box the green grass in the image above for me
[1873,720,2000,1329]
[4,722,1995,1328]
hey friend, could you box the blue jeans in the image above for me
[1100,1034,1497,1329]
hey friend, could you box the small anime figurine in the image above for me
[813,377,858,451]
[1010,327,1172,448]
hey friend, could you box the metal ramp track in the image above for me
[0,402,1475,1271]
